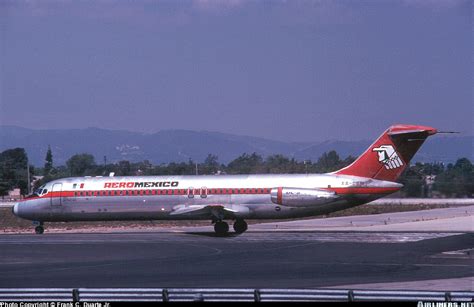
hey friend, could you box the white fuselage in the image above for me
[14,173,402,222]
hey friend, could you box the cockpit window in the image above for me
[32,185,46,196]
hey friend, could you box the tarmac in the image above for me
[147,204,473,234]
[0,205,472,290]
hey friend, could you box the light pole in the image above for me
[27,159,31,195]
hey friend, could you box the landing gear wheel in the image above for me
[233,219,248,234]
[214,221,229,236]
[35,226,44,234]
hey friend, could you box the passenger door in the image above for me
[50,183,63,207]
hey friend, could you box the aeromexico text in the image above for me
[104,181,179,188]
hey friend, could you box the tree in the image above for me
[314,150,342,173]
[203,154,220,174]
[66,153,97,176]
[434,158,474,197]
[399,163,424,197]
[264,154,302,173]
[227,153,264,174]
[44,145,53,176]
[0,148,29,195]
[117,160,132,176]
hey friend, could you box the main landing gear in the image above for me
[233,219,248,234]
[214,221,229,236]
[34,222,44,234]
[213,219,248,235]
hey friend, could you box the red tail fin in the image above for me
[334,124,437,182]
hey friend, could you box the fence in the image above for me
[0,288,472,302]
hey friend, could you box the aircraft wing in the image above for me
[170,204,249,219]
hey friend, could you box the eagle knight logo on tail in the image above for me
[372,145,404,170]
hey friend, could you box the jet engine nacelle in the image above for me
[270,187,338,207]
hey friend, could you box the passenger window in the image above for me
[188,187,194,198]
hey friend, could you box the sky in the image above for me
[0,0,472,142]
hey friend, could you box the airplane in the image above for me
[13,124,438,235]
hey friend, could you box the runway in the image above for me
[0,231,472,290]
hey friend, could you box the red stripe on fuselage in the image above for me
[19,186,399,202]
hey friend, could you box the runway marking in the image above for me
[441,248,473,255]
[430,248,474,259]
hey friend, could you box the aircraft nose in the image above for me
[12,203,19,216]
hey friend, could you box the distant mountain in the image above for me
[0,126,472,167]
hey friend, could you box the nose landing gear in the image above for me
[34,222,44,234]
